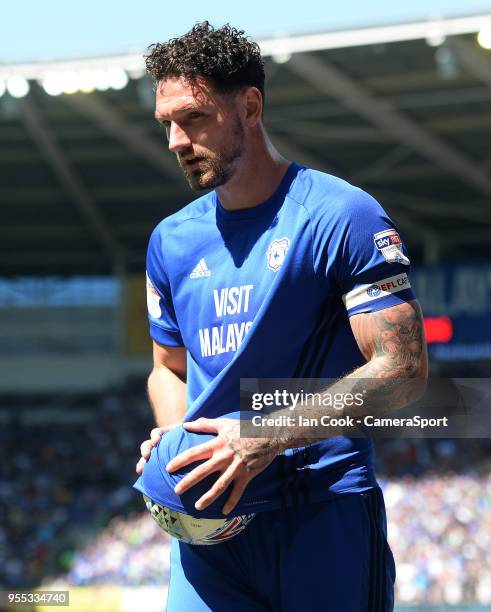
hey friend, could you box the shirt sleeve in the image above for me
[146,226,184,347]
[321,188,415,316]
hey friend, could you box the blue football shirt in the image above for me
[134,163,414,517]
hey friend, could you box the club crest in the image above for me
[267,237,290,271]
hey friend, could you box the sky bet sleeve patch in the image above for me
[373,229,410,266]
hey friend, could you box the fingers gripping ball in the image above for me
[143,495,255,545]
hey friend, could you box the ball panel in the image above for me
[143,495,255,545]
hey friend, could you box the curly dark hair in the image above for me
[145,21,265,104]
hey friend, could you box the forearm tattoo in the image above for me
[267,301,428,450]
[361,300,425,378]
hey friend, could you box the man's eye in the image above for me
[188,112,202,119]
[160,121,170,137]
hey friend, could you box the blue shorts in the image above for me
[166,487,395,612]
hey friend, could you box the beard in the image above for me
[178,116,245,191]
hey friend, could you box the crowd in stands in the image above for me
[1,384,490,605]
[0,384,153,588]
[55,513,171,587]
[385,473,491,605]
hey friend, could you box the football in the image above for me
[143,495,255,545]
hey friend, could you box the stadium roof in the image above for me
[2,13,491,276]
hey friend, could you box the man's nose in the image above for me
[167,123,192,154]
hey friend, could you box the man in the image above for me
[135,21,428,611]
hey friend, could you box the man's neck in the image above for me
[216,139,291,211]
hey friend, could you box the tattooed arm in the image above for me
[345,299,428,410]
[270,300,428,449]
[349,299,427,380]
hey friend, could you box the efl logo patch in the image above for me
[373,229,410,265]
[366,284,382,298]
[342,273,411,311]
[267,237,290,271]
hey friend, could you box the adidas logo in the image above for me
[190,258,211,279]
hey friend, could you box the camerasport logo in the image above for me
[373,229,410,265]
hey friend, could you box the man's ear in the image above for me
[241,86,263,127]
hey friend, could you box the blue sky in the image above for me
[3,0,491,62]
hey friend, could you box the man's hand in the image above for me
[166,417,282,515]
[136,423,182,475]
